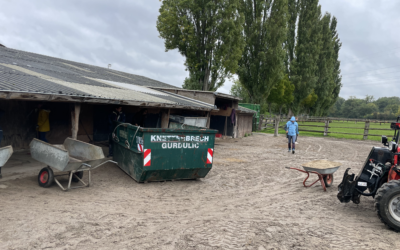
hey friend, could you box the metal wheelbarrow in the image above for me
[286,160,341,191]
[0,146,13,179]
[30,138,116,191]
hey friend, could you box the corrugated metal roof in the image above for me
[237,106,257,114]
[0,47,215,110]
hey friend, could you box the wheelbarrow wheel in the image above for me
[38,167,54,188]
[72,171,84,183]
[323,174,334,187]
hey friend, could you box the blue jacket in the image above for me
[285,117,299,136]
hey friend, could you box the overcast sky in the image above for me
[1,0,399,100]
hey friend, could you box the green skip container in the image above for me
[112,123,217,182]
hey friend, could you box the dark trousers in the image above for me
[38,132,48,143]
[288,135,296,150]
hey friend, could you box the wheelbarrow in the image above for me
[0,146,13,179]
[30,138,116,191]
[286,160,341,191]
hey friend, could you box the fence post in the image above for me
[324,119,329,136]
[274,116,280,137]
[363,121,370,140]
[258,114,262,131]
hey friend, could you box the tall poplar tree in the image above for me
[237,0,288,104]
[290,0,322,114]
[326,16,342,115]
[157,0,245,91]
[311,13,334,116]
[285,0,299,73]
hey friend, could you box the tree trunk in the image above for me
[268,103,272,116]
[287,108,294,118]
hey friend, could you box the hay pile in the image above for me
[302,159,341,169]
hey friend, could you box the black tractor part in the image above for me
[375,180,400,232]
[337,146,392,204]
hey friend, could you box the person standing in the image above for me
[37,104,50,143]
[108,106,126,157]
[285,116,299,154]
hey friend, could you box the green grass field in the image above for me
[259,120,395,142]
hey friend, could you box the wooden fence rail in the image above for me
[257,115,395,140]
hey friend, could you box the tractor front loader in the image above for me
[337,117,400,231]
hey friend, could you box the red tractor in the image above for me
[337,118,400,231]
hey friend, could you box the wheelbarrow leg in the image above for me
[286,167,327,191]
[54,177,67,191]
[67,171,74,190]
[88,170,91,187]
[72,171,88,187]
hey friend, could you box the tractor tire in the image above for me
[323,174,334,187]
[72,171,84,183]
[374,180,400,231]
[38,167,54,188]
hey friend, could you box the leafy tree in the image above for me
[311,13,342,116]
[311,13,334,116]
[385,104,400,114]
[340,97,363,118]
[237,0,288,104]
[290,0,322,114]
[157,0,245,91]
[325,16,342,115]
[267,75,295,114]
[357,103,378,118]
[301,89,318,113]
[365,95,375,104]
[285,0,299,73]
[375,97,400,112]
[230,78,250,103]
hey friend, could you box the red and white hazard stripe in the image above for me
[206,148,213,164]
[137,144,143,152]
[144,149,151,167]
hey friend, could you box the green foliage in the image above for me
[290,0,322,114]
[267,75,295,114]
[237,0,288,104]
[329,96,400,120]
[157,0,245,91]
[301,89,318,110]
[230,78,250,103]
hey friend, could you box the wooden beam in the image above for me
[161,109,170,128]
[206,111,211,128]
[71,103,81,139]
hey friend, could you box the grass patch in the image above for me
[259,120,394,142]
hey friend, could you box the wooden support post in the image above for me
[324,119,329,136]
[363,121,370,140]
[161,109,170,128]
[274,116,280,137]
[257,114,262,131]
[206,111,211,128]
[71,103,81,139]
[224,116,228,139]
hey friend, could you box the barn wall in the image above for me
[237,114,253,138]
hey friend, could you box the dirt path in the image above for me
[0,134,399,249]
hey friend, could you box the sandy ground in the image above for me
[0,134,399,250]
